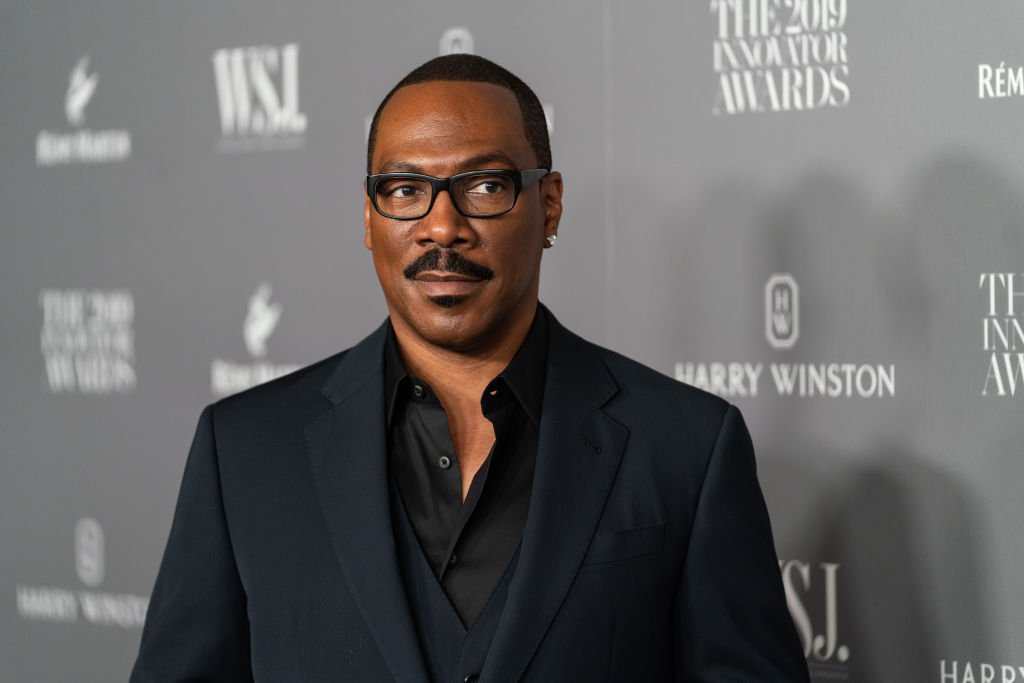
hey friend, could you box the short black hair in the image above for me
[366,54,551,173]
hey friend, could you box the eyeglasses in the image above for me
[366,168,549,220]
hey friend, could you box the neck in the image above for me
[389,301,539,501]
[389,302,538,409]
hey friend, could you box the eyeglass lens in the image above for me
[375,173,517,218]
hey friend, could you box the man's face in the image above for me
[364,80,563,352]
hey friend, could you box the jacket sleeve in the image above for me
[130,404,253,682]
[673,404,809,682]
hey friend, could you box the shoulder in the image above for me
[208,348,349,433]
[557,321,731,428]
[595,342,729,419]
[551,322,736,464]
[553,323,748,500]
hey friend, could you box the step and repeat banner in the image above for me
[2,1,1022,681]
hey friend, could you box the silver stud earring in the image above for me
[545,234,558,247]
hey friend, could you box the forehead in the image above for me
[372,81,535,172]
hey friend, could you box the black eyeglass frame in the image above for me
[366,168,550,220]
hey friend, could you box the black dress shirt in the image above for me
[384,309,548,627]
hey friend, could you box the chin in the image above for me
[407,305,497,353]
[389,289,526,352]
[429,295,467,309]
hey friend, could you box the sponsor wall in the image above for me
[1,2,1022,681]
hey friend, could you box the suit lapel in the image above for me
[482,309,629,681]
[305,322,428,683]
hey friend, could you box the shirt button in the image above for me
[412,384,425,399]
[438,455,451,469]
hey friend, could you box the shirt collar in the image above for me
[383,306,549,428]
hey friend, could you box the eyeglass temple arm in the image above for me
[520,168,550,187]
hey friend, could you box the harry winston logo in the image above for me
[766,273,799,350]
[74,518,104,588]
[439,27,474,55]
[676,272,894,398]
[16,517,149,628]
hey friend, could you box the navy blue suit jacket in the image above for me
[131,306,809,681]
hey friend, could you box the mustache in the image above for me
[403,249,494,281]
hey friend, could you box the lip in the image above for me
[413,271,485,298]
[415,271,481,283]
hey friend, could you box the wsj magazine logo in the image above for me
[211,283,300,397]
[980,273,1024,397]
[213,43,307,152]
[675,274,896,398]
[36,56,132,166]
[15,518,148,628]
[39,289,136,395]
[711,0,850,115]
[780,559,849,680]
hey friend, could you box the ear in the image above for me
[541,171,564,243]
[363,179,374,251]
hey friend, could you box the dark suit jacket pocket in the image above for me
[582,522,665,566]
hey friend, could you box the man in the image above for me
[131,55,809,682]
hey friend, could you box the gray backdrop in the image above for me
[2,1,1022,681]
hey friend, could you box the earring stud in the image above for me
[546,234,558,247]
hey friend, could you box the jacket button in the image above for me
[463,676,479,683]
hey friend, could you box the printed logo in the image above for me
[36,56,132,166]
[711,0,851,115]
[780,559,849,680]
[978,63,1024,100]
[39,289,136,395]
[674,274,896,398]
[213,43,307,152]
[766,273,799,349]
[941,660,1024,683]
[244,283,282,357]
[16,518,148,628]
[65,56,98,126]
[980,273,1024,397]
[74,518,104,588]
[542,103,555,136]
[211,282,300,397]
[440,27,475,55]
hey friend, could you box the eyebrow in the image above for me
[374,150,523,175]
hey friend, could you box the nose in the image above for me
[416,188,472,248]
